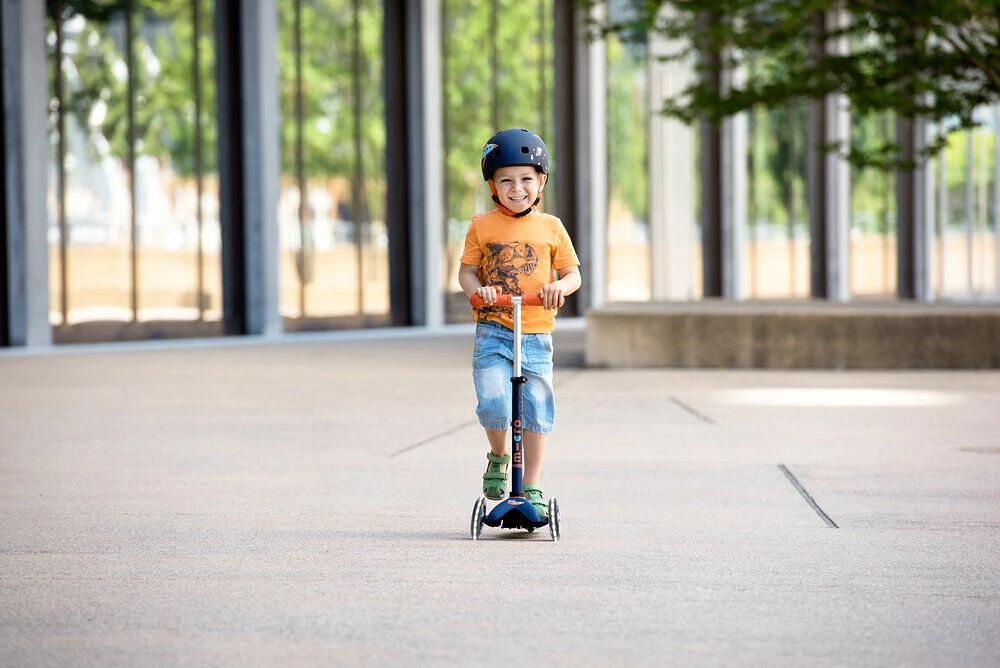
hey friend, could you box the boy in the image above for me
[458,128,582,517]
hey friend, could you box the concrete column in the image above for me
[648,31,695,301]
[721,76,748,301]
[2,0,50,347]
[896,115,934,301]
[699,56,747,300]
[922,119,938,302]
[825,92,851,302]
[806,9,850,302]
[995,105,1000,296]
[576,4,608,310]
[418,0,444,328]
[239,0,281,336]
[385,0,424,326]
[937,129,948,295]
[553,2,606,313]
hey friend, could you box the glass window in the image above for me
[849,112,897,298]
[48,8,132,325]
[277,0,389,327]
[746,103,810,298]
[46,1,221,333]
[605,28,649,302]
[936,112,999,300]
[441,0,555,322]
[134,1,221,322]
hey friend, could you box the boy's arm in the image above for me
[459,263,502,305]
[539,265,582,310]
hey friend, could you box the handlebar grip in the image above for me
[469,293,544,307]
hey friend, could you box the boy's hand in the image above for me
[538,282,566,310]
[475,285,502,305]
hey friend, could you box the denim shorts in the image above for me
[472,321,555,433]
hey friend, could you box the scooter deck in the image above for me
[482,497,548,530]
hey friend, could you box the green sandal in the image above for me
[523,484,548,518]
[482,451,510,500]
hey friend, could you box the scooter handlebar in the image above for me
[469,293,544,308]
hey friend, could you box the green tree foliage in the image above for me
[590,0,1000,169]
[607,36,648,224]
[47,0,216,176]
[279,0,385,191]
[442,0,554,230]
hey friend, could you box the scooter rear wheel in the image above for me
[470,496,487,540]
[548,497,561,541]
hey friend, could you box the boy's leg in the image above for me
[520,331,553,489]
[486,428,507,457]
[522,430,548,517]
[522,430,546,485]
[473,324,513,500]
[482,428,510,500]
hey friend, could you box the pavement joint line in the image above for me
[554,368,586,387]
[387,368,585,459]
[669,396,716,424]
[387,419,478,457]
[778,464,839,529]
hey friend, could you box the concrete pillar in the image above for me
[418,0,444,328]
[699,55,747,300]
[807,9,850,302]
[721,81,748,300]
[922,119,938,302]
[579,4,608,310]
[554,2,606,313]
[648,31,695,301]
[239,0,281,336]
[216,0,282,337]
[385,0,434,327]
[995,105,1000,296]
[896,115,934,301]
[2,0,50,347]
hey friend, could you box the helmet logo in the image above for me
[481,143,499,177]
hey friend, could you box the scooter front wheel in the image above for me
[548,497,561,541]
[470,496,487,540]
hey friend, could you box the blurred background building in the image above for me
[2,1,997,348]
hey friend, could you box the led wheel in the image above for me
[548,497,561,541]
[470,496,487,540]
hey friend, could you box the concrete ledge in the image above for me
[585,300,1000,369]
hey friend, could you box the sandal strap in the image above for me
[486,452,510,464]
[483,471,507,481]
[523,484,545,502]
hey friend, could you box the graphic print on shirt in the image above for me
[477,241,539,320]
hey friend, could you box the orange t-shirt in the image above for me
[460,208,581,334]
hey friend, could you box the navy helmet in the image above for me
[480,128,549,181]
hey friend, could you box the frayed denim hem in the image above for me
[477,417,553,434]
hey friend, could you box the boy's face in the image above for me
[491,165,546,215]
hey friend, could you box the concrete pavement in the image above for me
[2,322,998,666]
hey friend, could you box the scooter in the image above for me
[469,293,561,541]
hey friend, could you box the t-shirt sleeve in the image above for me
[459,220,483,266]
[552,220,581,271]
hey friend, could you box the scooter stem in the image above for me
[510,296,525,498]
[512,296,522,377]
